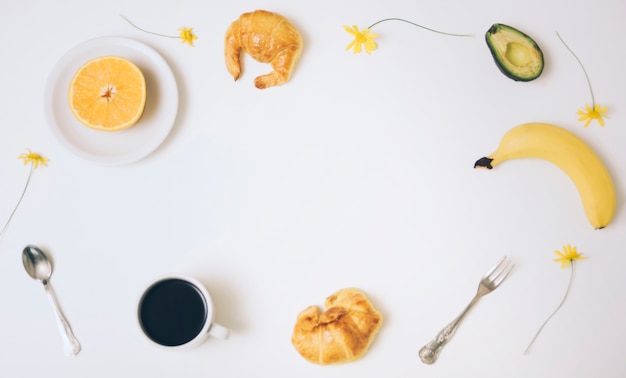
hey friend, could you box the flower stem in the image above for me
[0,164,33,243]
[120,14,178,39]
[556,31,596,107]
[524,261,575,355]
[367,18,472,37]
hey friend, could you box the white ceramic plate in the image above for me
[44,36,178,165]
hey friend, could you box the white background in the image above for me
[1,0,625,377]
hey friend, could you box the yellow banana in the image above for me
[474,122,616,229]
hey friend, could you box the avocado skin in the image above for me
[486,23,544,82]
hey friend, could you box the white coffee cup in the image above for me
[137,274,229,349]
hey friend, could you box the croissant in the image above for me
[291,288,383,365]
[224,10,303,89]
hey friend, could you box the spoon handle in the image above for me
[44,283,81,356]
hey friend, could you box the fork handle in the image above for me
[419,295,480,364]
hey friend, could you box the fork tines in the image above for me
[485,256,515,287]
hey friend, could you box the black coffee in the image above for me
[139,278,208,346]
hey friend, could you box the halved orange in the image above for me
[68,56,146,131]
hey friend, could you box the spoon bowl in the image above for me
[22,245,53,283]
[22,245,81,356]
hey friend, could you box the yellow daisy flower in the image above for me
[577,104,608,127]
[343,18,470,55]
[525,243,585,354]
[18,149,49,169]
[554,243,585,268]
[557,32,608,128]
[121,15,198,47]
[344,25,378,54]
[178,27,198,46]
[1,149,49,242]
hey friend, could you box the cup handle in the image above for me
[208,323,230,340]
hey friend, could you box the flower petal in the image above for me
[343,25,357,36]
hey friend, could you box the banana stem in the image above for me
[474,157,494,169]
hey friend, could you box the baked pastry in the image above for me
[224,10,303,89]
[291,288,383,365]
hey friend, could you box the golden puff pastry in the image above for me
[291,288,383,365]
[224,10,303,89]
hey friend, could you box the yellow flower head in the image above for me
[526,243,584,354]
[344,25,378,54]
[554,244,584,268]
[577,104,608,127]
[178,27,198,46]
[18,149,49,170]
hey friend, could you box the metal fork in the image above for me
[418,256,514,364]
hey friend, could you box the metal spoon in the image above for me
[22,245,81,356]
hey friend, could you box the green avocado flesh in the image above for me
[486,23,544,82]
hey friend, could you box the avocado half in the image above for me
[486,23,544,82]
